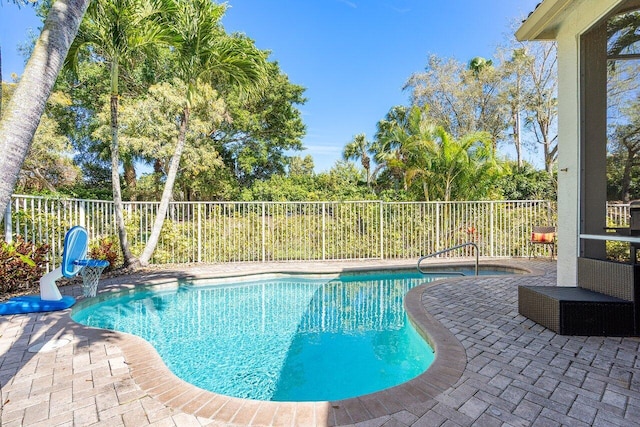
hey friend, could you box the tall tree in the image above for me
[466,57,505,152]
[404,55,507,147]
[137,0,267,266]
[93,79,228,201]
[213,61,306,187]
[372,105,418,190]
[343,133,373,187]
[65,0,171,267]
[0,0,89,217]
[608,96,640,202]
[498,48,530,168]
[520,41,558,175]
[288,155,315,177]
[406,127,499,201]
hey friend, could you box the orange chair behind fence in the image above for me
[529,226,556,259]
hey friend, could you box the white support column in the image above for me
[555,24,583,286]
[554,0,620,286]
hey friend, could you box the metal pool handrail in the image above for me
[417,242,479,276]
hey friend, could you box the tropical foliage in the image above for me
[18,0,636,268]
[2,0,565,214]
[134,0,269,266]
[0,236,50,296]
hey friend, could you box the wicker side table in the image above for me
[518,286,635,336]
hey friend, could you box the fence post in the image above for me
[435,202,441,254]
[197,203,202,263]
[322,202,326,260]
[79,200,86,228]
[379,201,384,260]
[4,202,12,243]
[262,202,266,262]
[490,202,495,257]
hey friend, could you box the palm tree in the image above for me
[373,105,500,201]
[468,56,493,76]
[406,128,497,201]
[65,0,171,267]
[137,0,267,266]
[343,133,373,187]
[373,105,433,191]
[0,0,90,216]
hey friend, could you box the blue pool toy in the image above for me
[0,226,109,315]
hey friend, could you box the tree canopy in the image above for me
[3,0,567,207]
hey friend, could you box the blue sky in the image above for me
[1,0,541,171]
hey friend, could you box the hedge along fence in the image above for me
[1,195,573,270]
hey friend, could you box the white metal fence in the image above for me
[1,195,577,268]
[607,203,630,227]
[4,195,564,267]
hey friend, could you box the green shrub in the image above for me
[0,236,50,296]
[89,236,120,271]
[606,240,630,262]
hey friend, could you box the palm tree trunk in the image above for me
[123,158,137,201]
[513,109,523,168]
[138,107,190,266]
[153,159,163,198]
[111,92,137,267]
[0,0,89,216]
[362,156,371,188]
[422,181,430,202]
[1,45,3,116]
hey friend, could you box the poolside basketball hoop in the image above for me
[47,225,110,299]
[1,226,109,315]
[76,259,110,297]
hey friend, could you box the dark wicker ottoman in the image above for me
[518,286,635,336]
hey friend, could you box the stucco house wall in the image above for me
[517,0,623,286]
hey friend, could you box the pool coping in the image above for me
[68,259,542,426]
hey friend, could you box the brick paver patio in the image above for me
[0,259,638,426]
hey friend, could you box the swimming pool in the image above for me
[72,268,508,402]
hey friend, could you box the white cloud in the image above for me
[337,0,357,9]
[302,144,343,154]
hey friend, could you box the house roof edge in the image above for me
[516,0,574,41]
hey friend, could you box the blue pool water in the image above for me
[72,269,508,401]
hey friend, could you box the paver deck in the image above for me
[0,259,639,426]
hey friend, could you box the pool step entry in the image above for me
[417,242,479,276]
